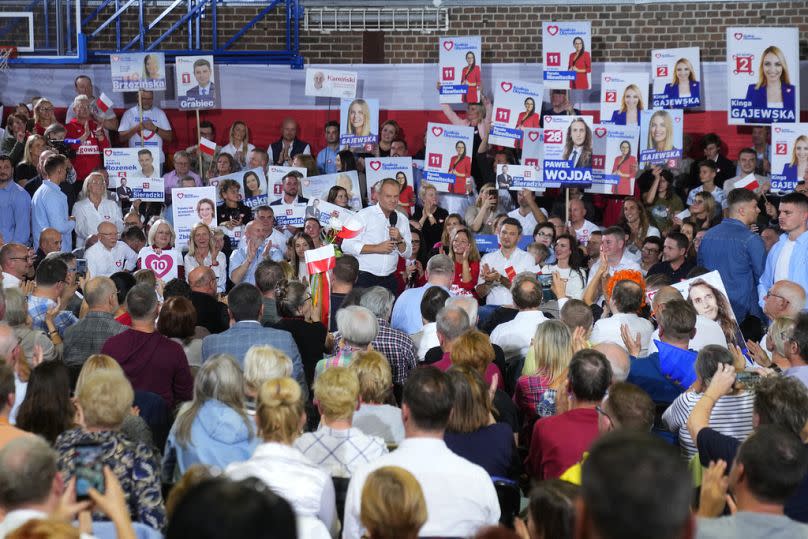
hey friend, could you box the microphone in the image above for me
[389,211,401,245]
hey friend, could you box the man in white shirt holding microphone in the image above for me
[342,178,412,295]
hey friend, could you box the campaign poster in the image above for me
[128,176,164,202]
[651,47,701,109]
[600,73,649,126]
[172,186,218,249]
[339,98,379,150]
[210,167,270,208]
[438,36,482,104]
[639,109,684,168]
[541,115,595,187]
[103,148,140,188]
[110,52,167,92]
[587,124,641,196]
[521,128,543,171]
[273,203,307,229]
[305,198,356,228]
[305,68,358,99]
[542,22,592,90]
[423,122,476,194]
[489,80,544,148]
[496,164,544,193]
[770,124,808,193]
[265,166,308,203]
[726,27,800,125]
[175,55,217,110]
[365,157,414,203]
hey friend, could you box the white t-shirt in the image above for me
[86,241,138,278]
[775,239,796,282]
[477,248,536,306]
[507,207,548,236]
[572,219,600,246]
[118,105,172,163]
[137,245,183,281]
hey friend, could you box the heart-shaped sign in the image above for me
[369,161,381,171]
[675,116,681,123]
[527,131,540,142]
[547,25,559,36]
[655,53,662,58]
[104,149,113,157]
[544,116,552,124]
[500,82,513,93]
[604,76,612,83]
[176,192,185,199]
[775,127,782,133]
[443,40,454,51]
[144,253,174,279]
[734,32,743,40]
[594,127,607,138]
[431,126,444,137]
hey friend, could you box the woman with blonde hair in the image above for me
[243,347,292,410]
[184,222,226,293]
[360,466,427,539]
[610,84,644,126]
[664,57,700,101]
[744,45,796,123]
[163,355,258,479]
[347,99,373,137]
[31,97,56,135]
[350,351,404,445]
[647,110,675,152]
[15,133,47,182]
[221,120,254,168]
[448,225,481,295]
[138,219,184,281]
[466,183,503,234]
[226,377,338,536]
[74,171,124,248]
[781,134,808,181]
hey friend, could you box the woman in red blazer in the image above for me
[568,37,591,90]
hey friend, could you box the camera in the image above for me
[48,138,76,160]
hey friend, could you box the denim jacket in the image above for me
[758,230,808,310]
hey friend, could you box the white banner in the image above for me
[305,68,358,99]
[175,55,217,110]
[542,21,592,90]
[172,186,218,249]
[770,124,808,193]
[651,47,702,109]
[600,72,649,126]
[438,36,482,104]
[110,52,167,92]
[489,80,543,148]
[423,122,475,194]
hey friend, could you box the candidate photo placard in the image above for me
[542,115,594,187]
[209,167,270,208]
[726,27,800,125]
[176,55,217,110]
[365,157,414,203]
[103,148,140,188]
[651,47,701,109]
[172,186,218,249]
[340,98,379,150]
[300,171,362,211]
[521,128,543,171]
[305,198,356,228]
[496,164,544,193]
[639,109,684,168]
[273,203,307,228]
[770,124,808,193]
[600,72,649,126]
[489,80,544,148]
[423,122,475,194]
[129,176,165,202]
[305,68,358,99]
[110,52,167,92]
[265,166,308,203]
[542,22,592,90]
[588,124,640,196]
[438,36,483,104]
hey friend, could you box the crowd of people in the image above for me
[0,71,807,539]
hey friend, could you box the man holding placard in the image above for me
[118,90,174,165]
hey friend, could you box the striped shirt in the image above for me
[662,390,755,459]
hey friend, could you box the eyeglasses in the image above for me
[8,256,31,262]
[641,247,660,255]
[765,291,789,303]
[536,232,554,238]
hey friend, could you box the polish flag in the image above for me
[199,137,217,157]
[96,92,114,113]
[305,244,336,275]
[735,173,760,192]
[337,216,363,239]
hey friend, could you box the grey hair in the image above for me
[436,306,470,342]
[3,288,28,327]
[769,317,797,357]
[0,436,59,510]
[337,306,379,347]
[695,345,735,387]
[359,286,395,320]
[173,150,191,162]
[426,254,455,276]
[243,346,293,394]
[71,94,90,112]
[446,295,479,326]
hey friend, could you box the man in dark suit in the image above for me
[496,164,513,189]
[185,58,215,98]
[188,266,229,334]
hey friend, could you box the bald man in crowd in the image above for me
[188,266,229,334]
[34,228,62,268]
[85,221,138,278]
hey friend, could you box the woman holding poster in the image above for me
[610,85,644,126]
[647,110,676,152]
[195,198,216,226]
[348,99,374,138]
[515,98,540,129]
[664,58,700,100]
[448,140,472,194]
[744,46,796,123]
[612,140,638,192]
[688,279,742,349]
[781,135,808,180]
[143,54,161,81]
[561,118,592,168]
[568,37,591,90]
[461,51,482,104]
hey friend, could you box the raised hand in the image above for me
[698,460,732,517]
[620,323,642,357]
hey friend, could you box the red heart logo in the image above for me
[734,32,743,40]
[104,149,112,157]
[604,76,612,83]
[500,82,513,92]
[369,161,381,171]
[544,116,552,123]
[594,127,607,138]
[176,192,184,199]
[443,40,454,51]
[431,126,443,137]
[547,25,559,36]
[655,53,662,58]
[528,131,540,142]
[144,253,174,279]
[775,127,782,133]
[675,116,681,123]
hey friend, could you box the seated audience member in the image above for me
[226,377,338,536]
[432,327,504,390]
[33,227,62,268]
[583,227,642,305]
[187,266,229,335]
[295,366,388,477]
[5,288,58,364]
[391,254,455,335]
[639,236,664,275]
[86,221,138,277]
[201,283,306,392]
[109,271,136,325]
[63,276,125,373]
[413,286,451,360]
[55,369,166,530]
[273,279,328,389]
[320,306,379,374]
[647,232,695,282]
[184,223,226,293]
[646,286,726,354]
[514,479,580,539]
[163,355,258,480]
[593,343,631,384]
[121,225,147,256]
[158,296,204,372]
[15,361,74,445]
[591,274,654,355]
[427,303,470,366]
[101,284,193,410]
[782,312,808,388]
[0,243,33,290]
[46,251,82,318]
[577,430,694,539]
[627,299,697,406]
[343,368,500,538]
[526,349,611,480]
[559,298,594,337]
[490,272,549,362]
[444,366,518,478]
[243,346,292,413]
[0,363,29,449]
[27,257,78,338]
[360,466,427,539]
[662,345,754,459]
[254,259,284,326]
[475,218,535,309]
[0,324,27,425]
[350,351,405,445]
[329,255,359,332]
[696,426,808,537]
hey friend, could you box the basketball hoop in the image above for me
[0,46,18,73]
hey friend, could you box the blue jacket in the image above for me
[698,218,766,321]
[162,400,259,480]
[758,231,808,309]
[744,83,797,124]
[663,80,700,100]
[627,353,684,405]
